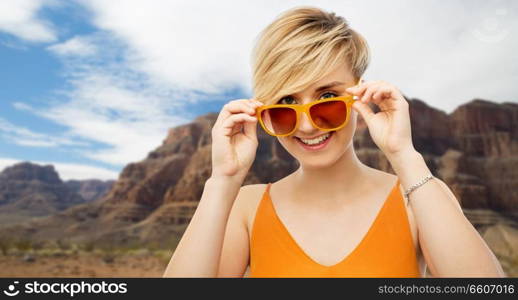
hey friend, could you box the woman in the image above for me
[163,6,505,277]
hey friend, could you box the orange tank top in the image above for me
[249,179,421,277]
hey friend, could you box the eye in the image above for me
[319,91,338,100]
[277,96,296,104]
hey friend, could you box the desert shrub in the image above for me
[0,237,11,255]
[13,239,33,252]
[56,239,71,251]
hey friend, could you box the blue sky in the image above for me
[0,0,516,180]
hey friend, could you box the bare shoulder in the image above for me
[379,171,429,275]
[365,168,400,193]
[234,184,268,234]
[239,183,268,195]
[357,167,432,276]
[237,183,268,207]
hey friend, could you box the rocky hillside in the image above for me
[0,162,112,225]
[65,179,114,202]
[2,99,517,255]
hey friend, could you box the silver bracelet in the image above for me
[404,174,434,205]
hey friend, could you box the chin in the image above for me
[279,131,346,169]
[297,155,339,169]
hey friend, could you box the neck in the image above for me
[292,145,370,207]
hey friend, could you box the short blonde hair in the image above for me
[251,6,370,105]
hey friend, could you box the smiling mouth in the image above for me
[294,131,334,146]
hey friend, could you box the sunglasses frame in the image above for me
[255,94,358,137]
[255,78,362,137]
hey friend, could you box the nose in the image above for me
[297,111,319,134]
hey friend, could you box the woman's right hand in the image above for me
[211,98,263,181]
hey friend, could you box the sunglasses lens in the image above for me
[310,100,347,129]
[261,107,297,135]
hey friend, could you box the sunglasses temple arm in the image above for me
[351,77,363,100]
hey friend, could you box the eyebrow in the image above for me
[314,81,346,93]
[279,81,347,102]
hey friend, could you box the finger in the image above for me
[352,100,375,125]
[215,100,259,127]
[372,89,385,102]
[346,80,374,96]
[228,100,259,115]
[372,86,398,109]
[248,99,264,107]
[346,84,367,96]
[360,85,377,103]
[372,87,391,104]
[243,114,258,141]
[248,100,263,115]
[221,113,257,137]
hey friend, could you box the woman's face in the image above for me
[276,62,358,169]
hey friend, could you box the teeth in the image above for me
[299,133,331,145]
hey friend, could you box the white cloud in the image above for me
[49,161,118,180]
[0,158,118,180]
[79,0,278,94]
[9,0,517,170]
[347,0,518,112]
[0,117,87,148]
[12,102,33,111]
[78,0,517,112]
[47,35,97,56]
[20,66,191,166]
[0,0,58,42]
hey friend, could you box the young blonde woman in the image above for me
[163,6,505,278]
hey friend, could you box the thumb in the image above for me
[352,101,375,125]
[243,117,258,142]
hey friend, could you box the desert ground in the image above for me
[0,248,171,278]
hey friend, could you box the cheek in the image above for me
[277,136,291,150]
[277,136,303,157]
[277,112,357,153]
[335,112,357,142]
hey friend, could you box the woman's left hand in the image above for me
[346,80,415,159]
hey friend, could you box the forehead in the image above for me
[295,61,355,95]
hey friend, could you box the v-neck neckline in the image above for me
[265,178,400,269]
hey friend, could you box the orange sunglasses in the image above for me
[255,78,362,137]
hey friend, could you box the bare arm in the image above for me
[162,176,242,277]
[388,149,506,277]
[163,97,262,277]
[348,80,504,277]
[217,185,261,277]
